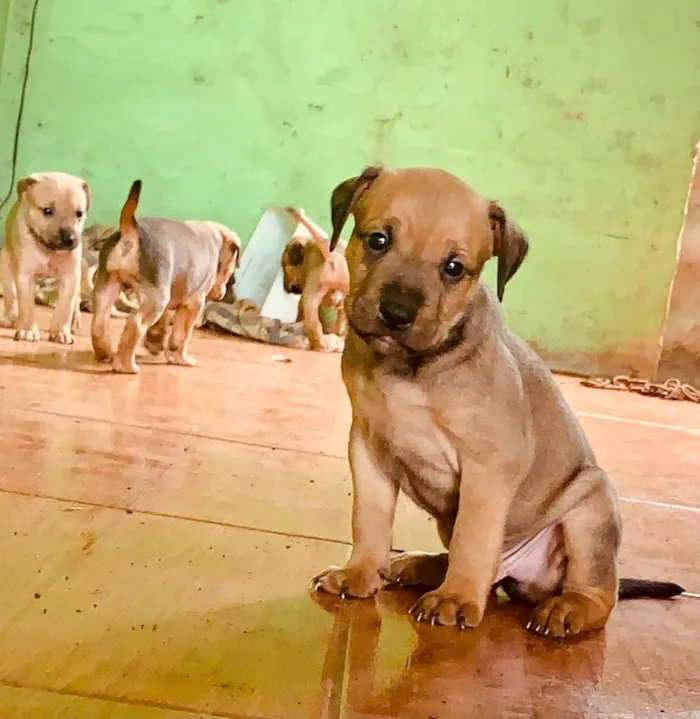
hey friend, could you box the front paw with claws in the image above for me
[409,587,483,629]
[49,330,74,345]
[311,565,386,599]
[14,326,40,342]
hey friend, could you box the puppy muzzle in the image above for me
[377,282,423,332]
[41,228,79,251]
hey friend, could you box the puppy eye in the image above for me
[442,257,467,281]
[42,207,54,217]
[76,210,84,219]
[367,232,390,253]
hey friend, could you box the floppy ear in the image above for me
[286,241,305,266]
[17,175,38,198]
[82,182,91,212]
[329,165,383,251]
[488,201,529,302]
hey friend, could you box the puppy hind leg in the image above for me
[113,289,169,374]
[528,468,620,638]
[166,295,203,367]
[386,516,452,589]
[143,310,169,356]
[91,274,121,361]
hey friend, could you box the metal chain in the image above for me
[580,375,700,403]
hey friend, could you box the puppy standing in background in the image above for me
[312,166,683,638]
[282,206,349,352]
[0,172,90,343]
[91,180,240,374]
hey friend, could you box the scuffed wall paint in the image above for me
[655,143,700,385]
[0,0,34,207]
[0,0,698,375]
[0,0,10,66]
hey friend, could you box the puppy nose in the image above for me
[58,229,76,248]
[378,283,422,331]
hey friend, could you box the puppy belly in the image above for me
[495,524,565,593]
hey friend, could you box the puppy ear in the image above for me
[82,182,92,212]
[488,201,529,302]
[329,165,383,251]
[16,175,38,198]
[223,229,242,267]
[287,241,305,266]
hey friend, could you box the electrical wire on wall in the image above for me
[0,0,41,215]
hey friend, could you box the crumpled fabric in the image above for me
[201,299,344,351]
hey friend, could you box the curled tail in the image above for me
[619,578,685,600]
[120,180,142,236]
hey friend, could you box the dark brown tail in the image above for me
[619,578,685,600]
[119,180,142,236]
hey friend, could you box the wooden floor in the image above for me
[0,310,698,719]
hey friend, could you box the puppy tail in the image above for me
[120,180,142,236]
[618,577,685,600]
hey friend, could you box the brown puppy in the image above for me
[91,181,240,374]
[1,172,90,343]
[312,166,683,638]
[282,207,349,351]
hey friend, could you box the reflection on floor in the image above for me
[0,311,698,718]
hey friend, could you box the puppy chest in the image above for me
[356,377,459,480]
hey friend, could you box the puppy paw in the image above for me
[49,330,74,345]
[143,336,165,356]
[0,315,16,329]
[165,350,197,367]
[111,354,140,375]
[321,334,345,353]
[93,346,113,363]
[311,565,386,599]
[14,327,40,342]
[386,552,448,589]
[409,586,483,629]
[527,591,611,638]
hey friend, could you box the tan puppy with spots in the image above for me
[1,172,90,343]
[312,166,683,638]
[282,207,348,351]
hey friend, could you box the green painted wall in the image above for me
[0,0,9,65]
[0,0,698,369]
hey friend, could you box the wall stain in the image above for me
[307,103,323,112]
[193,74,205,85]
[579,19,602,36]
[373,111,403,161]
[614,130,635,150]
[581,77,609,95]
